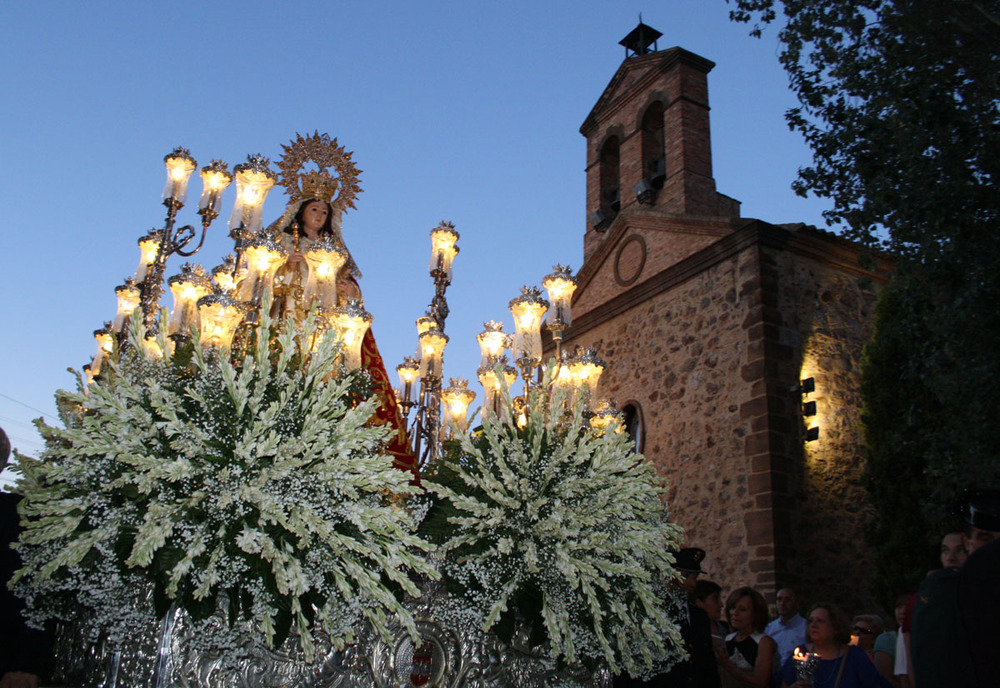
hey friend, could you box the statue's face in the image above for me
[302,201,329,233]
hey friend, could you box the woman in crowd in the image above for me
[872,595,908,688]
[851,614,885,661]
[780,603,890,688]
[694,580,730,645]
[715,586,777,688]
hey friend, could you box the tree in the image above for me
[728,0,1000,603]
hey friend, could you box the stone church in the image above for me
[554,23,891,611]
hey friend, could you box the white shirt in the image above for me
[764,613,807,666]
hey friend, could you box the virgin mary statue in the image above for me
[265,133,418,478]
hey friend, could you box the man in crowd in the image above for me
[912,490,1000,687]
[956,490,1000,688]
[614,547,719,688]
[764,587,807,667]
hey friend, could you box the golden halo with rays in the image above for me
[276,131,362,212]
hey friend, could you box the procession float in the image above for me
[11,133,687,687]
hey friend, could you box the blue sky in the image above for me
[0,1,831,479]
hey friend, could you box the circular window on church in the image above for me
[614,234,647,286]
[621,401,644,454]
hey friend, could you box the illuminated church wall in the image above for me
[556,25,891,612]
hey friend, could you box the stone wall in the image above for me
[770,237,884,612]
[561,223,887,614]
[564,243,761,589]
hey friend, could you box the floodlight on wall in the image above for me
[798,376,819,441]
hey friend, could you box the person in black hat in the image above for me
[912,489,1000,688]
[614,547,720,688]
[956,489,1000,688]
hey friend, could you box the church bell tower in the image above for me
[580,21,741,264]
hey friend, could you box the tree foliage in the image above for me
[728,0,1000,602]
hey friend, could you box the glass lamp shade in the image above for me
[508,286,549,362]
[441,377,476,435]
[589,400,621,433]
[477,357,516,419]
[113,280,141,332]
[396,356,421,403]
[237,233,287,304]
[91,326,114,377]
[569,348,607,409]
[542,264,578,329]
[196,293,246,350]
[134,231,162,282]
[330,301,373,371]
[163,148,197,203]
[477,320,511,368]
[211,255,242,294]
[168,265,214,335]
[228,154,277,233]
[414,315,437,360]
[304,238,349,309]
[197,160,233,214]
[552,353,576,389]
[143,330,164,359]
[428,222,460,280]
[418,327,448,379]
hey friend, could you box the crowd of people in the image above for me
[614,488,1000,688]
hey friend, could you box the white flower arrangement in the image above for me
[12,307,436,662]
[422,373,686,678]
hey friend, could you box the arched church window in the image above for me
[621,401,644,454]
[640,102,665,189]
[599,136,621,216]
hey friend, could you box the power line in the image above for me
[0,391,53,417]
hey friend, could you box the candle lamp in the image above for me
[228,154,277,235]
[396,356,421,409]
[196,293,246,350]
[304,238,348,310]
[569,347,607,411]
[167,264,214,336]
[197,160,233,220]
[792,648,819,683]
[113,279,141,333]
[429,222,460,282]
[330,300,373,371]
[91,323,114,378]
[211,255,241,294]
[477,320,510,368]
[589,399,621,433]
[508,286,549,384]
[541,264,577,361]
[162,147,197,206]
[440,377,476,436]
[142,326,164,359]
[477,356,517,420]
[237,232,287,308]
[134,231,163,282]
[418,327,449,380]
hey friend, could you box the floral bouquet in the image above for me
[11,306,436,664]
[421,370,686,679]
